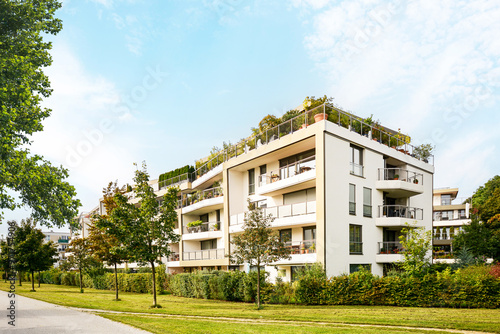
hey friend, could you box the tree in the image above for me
[89,182,130,301]
[67,238,92,293]
[13,218,57,291]
[398,223,432,276]
[0,0,80,227]
[110,163,180,307]
[454,175,500,261]
[230,202,291,309]
[0,240,11,282]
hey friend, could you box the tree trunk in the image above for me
[31,271,35,291]
[151,261,157,307]
[38,270,41,287]
[114,263,119,300]
[18,271,22,286]
[79,267,83,293]
[256,262,261,309]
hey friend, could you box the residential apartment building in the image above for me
[92,105,434,280]
[432,188,471,261]
[43,230,71,266]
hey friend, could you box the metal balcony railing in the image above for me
[183,221,220,234]
[378,241,403,254]
[167,253,180,261]
[285,239,316,254]
[378,205,423,220]
[378,168,423,184]
[230,201,316,226]
[433,233,455,241]
[350,162,364,177]
[258,156,316,186]
[159,172,194,190]
[180,187,223,208]
[182,248,225,261]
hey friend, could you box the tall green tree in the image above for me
[110,163,180,307]
[230,202,291,309]
[13,218,57,291]
[89,181,130,301]
[398,223,432,276]
[0,240,11,282]
[0,0,80,227]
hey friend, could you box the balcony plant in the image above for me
[310,243,316,253]
[187,220,203,232]
[394,174,399,180]
[413,143,434,163]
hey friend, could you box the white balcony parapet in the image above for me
[258,156,316,187]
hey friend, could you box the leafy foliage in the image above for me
[230,201,291,308]
[398,223,432,276]
[0,0,80,227]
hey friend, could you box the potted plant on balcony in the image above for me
[413,143,434,163]
[310,243,316,253]
[187,220,203,233]
[271,173,279,182]
[300,245,306,254]
[413,178,419,184]
[394,174,399,180]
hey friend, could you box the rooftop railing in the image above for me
[160,103,432,187]
[159,172,194,190]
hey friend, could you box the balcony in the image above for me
[229,201,316,233]
[376,168,424,198]
[272,240,317,265]
[376,241,404,263]
[58,238,69,243]
[167,253,180,262]
[182,221,223,241]
[159,172,194,191]
[257,156,316,196]
[375,205,424,227]
[182,248,225,261]
[180,187,223,214]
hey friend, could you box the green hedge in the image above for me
[38,265,169,294]
[159,165,195,184]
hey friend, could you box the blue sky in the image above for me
[2,0,499,236]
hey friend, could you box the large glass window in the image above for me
[279,149,315,179]
[349,224,362,254]
[441,194,451,205]
[363,187,372,217]
[201,239,217,250]
[303,227,316,241]
[350,145,363,177]
[349,184,356,215]
[279,229,292,244]
[248,168,255,195]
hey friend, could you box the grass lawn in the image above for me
[2,281,499,333]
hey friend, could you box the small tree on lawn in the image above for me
[398,222,432,276]
[230,202,291,309]
[13,218,57,291]
[112,162,180,308]
[89,181,130,301]
[67,237,92,293]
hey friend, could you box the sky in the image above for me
[2,0,500,236]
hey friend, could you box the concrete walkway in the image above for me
[0,291,150,333]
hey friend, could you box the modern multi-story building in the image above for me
[93,104,435,280]
[43,230,71,266]
[432,188,471,261]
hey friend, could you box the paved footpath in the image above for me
[0,291,150,333]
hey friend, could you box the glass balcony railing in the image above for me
[285,240,316,254]
[350,162,364,177]
[378,168,423,185]
[182,248,225,261]
[433,233,455,241]
[159,172,194,190]
[378,205,423,220]
[258,156,316,186]
[378,241,403,254]
[183,221,220,234]
[230,201,316,226]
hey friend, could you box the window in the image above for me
[441,194,451,205]
[349,184,356,215]
[248,168,255,195]
[303,226,316,241]
[350,145,363,177]
[201,239,217,250]
[279,149,315,179]
[259,164,267,185]
[199,213,209,222]
[349,264,371,273]
[349,224,362,254]
[280,229,292,244]
[363,187,372,217]
[459,209,466,219]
